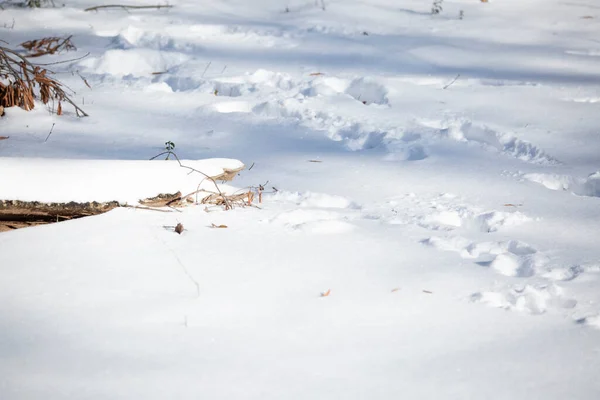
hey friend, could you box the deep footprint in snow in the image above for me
[344,77,390,105]
[422,118,559,165]
[422,237,544,278]
[524,171,600,198]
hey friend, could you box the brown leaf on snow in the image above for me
[320,289,331,297]
[175,223,184,234]
[391,288,401,293]
[211,223,228,229]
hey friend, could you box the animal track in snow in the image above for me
[80,48,190,78]
[430,118,559,165]
[105,23,293,51]
[575,314,600,330]
[264,191,360,234]
[422,237,544,278]
[565,49,600,57]
[366,193,530,233]
[268,191,361,209]
[268,209,355,234]
[563,97,600,103]
[470,283,577,315]
[524,171,600,198]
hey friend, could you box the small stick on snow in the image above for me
[125,205,173,212]
[44,123,55,142]
[443,74,461,90]
[201,61,212,78]
[84,4,174,12]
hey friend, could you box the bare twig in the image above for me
[34,52,90,66]
[124,205,173,212]
[150,150,235,210]
[44,122,55,142]
[167,242,200,298]
[84,4,174,12]
[21,36,76,58]
[76,71,91,89]
[443,73,461,90]
[201,61,211,78]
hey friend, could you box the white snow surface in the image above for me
[0,158,244,203]
[1,0,600,399]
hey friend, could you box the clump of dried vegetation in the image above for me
[0,37,87,116]
[20,35,76,58]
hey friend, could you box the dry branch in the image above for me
[0,45,88,116]
[140,191,183,207]
[84,4,174,12]
[21,36,76,58]
[150,150,246,210]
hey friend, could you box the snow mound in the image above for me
[0,158,244,204]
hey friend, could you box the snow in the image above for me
[1,0,600,399]
[0,158,244,203]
